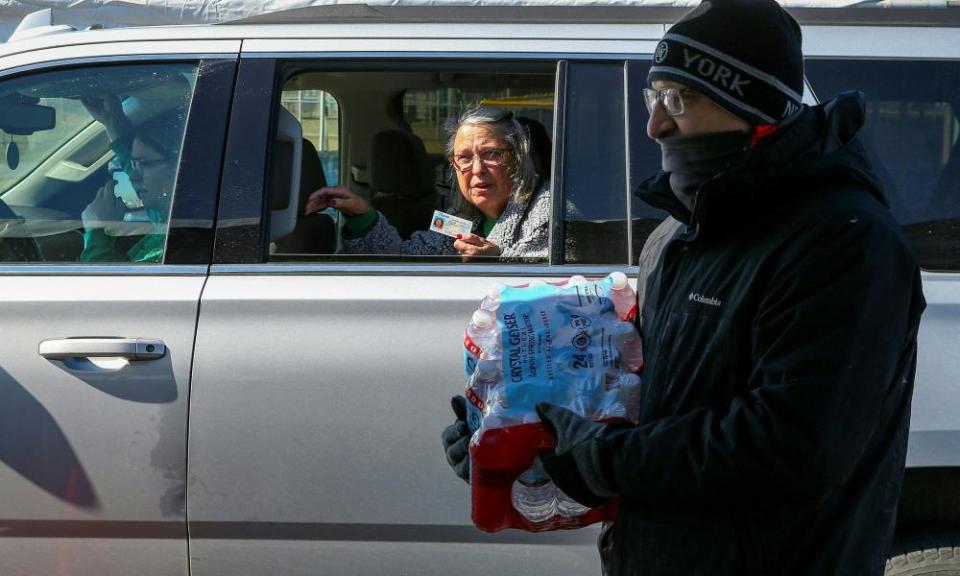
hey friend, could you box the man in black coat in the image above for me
[444,1,926,573]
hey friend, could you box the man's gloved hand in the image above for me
[441,396,471,484]
[536,402,620,509]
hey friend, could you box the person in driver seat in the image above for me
[79,95,182,263]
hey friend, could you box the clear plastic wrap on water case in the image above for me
[461,274,643,532]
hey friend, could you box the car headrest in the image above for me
[269,107,302,242]
[299,137,328,213]
[368,129,434,199]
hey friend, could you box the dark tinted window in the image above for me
[805,59,960,271]
[627,60,670,261]
[561,62,629,264]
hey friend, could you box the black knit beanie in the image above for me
[649,0,804,125]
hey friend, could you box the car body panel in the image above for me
[0,271,205,575]
[906,272,960,467]
[187,272,603,575]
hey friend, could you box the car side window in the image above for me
[626,60,670,261]
[0,63,198,264]
[805,59,960,271]
[561,60,668,266]
[560,61,629,265]
[265,64,555,265]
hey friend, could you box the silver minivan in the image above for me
[0,5,958,575]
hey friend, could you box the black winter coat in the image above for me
[596,93,926,575]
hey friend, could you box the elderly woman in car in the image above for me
[303,106,549,259]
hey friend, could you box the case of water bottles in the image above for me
[462,272,643,532]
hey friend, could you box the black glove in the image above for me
[442,396,471,484]
[536,402,620,509]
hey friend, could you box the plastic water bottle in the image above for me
[597,372,642,421]
[567,274,587,286]
[479,283,504,313]
[595,371,625,421]
[613,320,644,373]
[567,380,595,419]
[465,308,500,360]
[608,271,638,321]
[466,358,503,433]
[556,486,591,518]
[511,460,556,523]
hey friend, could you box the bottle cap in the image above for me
[488,283,504,300]
[609,271,628,289]
[472,309,495,328]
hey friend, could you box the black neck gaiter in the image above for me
[659,130,752,210]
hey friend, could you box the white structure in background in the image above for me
[0,0,955,42]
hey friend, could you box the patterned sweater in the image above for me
[342,183,550,259]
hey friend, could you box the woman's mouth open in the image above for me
[471,181,494,194]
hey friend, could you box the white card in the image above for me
[429,210,474,238]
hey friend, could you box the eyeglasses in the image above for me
[643,87,696,117]
[449,148,511,173]
[128,156,172,176]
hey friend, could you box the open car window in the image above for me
[265,65,556,265]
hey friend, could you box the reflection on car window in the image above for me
[280,90,340,185]
[805,59,960,271]
[627,60,671,262]
[0,63,198,264]
[267,67,555,265]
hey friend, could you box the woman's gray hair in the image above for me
[444,105,538,222]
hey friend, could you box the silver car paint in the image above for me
[0,272,204,575]
[187,272,605,575]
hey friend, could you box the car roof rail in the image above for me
[222,1,960,27]
[8,9,77,43]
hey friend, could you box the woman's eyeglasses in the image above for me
[643,87,696,117]
[450,148,511,173]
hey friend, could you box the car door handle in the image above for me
[38,338,166,361]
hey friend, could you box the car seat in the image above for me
[367,129,436,240]
[273,138,336,255]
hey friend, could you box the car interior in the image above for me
[266,66,557,262]
[0,63,197,263]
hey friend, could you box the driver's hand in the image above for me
[80,95,131,142]
[81,180,125,233]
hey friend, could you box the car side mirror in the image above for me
[0,102,55,135]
